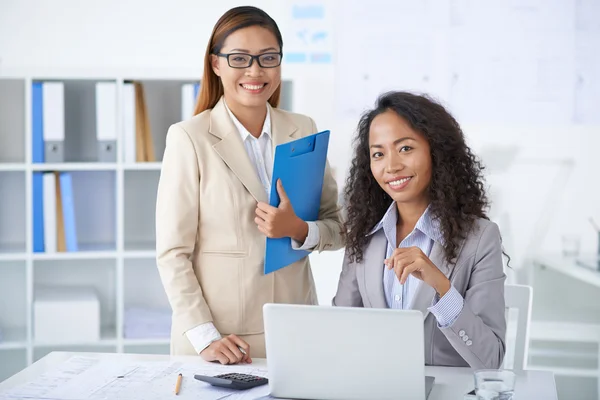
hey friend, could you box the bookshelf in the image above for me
[0,74,296,381]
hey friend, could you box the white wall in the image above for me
[0,0,278,69]
[465,125,600,271]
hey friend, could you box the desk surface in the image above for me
[534,253,600,288]
[0,352,557,400]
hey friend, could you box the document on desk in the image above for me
[0,356,270,400]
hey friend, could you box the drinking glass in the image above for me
[474,370,516,400]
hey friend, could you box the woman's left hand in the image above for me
[255,179,308,241]
[385,247,451,297]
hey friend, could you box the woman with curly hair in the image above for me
[333,91,506,369]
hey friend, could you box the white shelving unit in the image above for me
[527,256,600,398]
[0,74,296,381]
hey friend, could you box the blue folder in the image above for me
[264,130,331,274]
[32,172,45,253]
[32,82,44,163]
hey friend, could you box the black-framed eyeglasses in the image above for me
[215,52,282,69]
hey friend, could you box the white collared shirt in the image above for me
[185,101,320,355]
[226,102,274,196]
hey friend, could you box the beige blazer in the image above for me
[333,219,506,369]
[156,97,344,356]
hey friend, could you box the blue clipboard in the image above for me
[264,130,331,274]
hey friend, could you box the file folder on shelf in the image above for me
[123,83,136,163]
[32,83,44,163]
[42,82,65,163]
[31,82,65,163]
[122,81,156,163]
[42,172,57,253]
[32,172,77,253]
[32,172,45,252]
[95,82,117,162]
[264,130,330,274]
[181,82,200,121]
[134,82,155,162]
[59,172,78,252]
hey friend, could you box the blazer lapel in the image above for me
[209,98,268,203]
[269,104,299,148]
[410,241,451,319]
[362,230,388,309]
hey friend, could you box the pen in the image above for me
[175,373,182,395]
[238,346,247,355]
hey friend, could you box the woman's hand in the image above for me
[384,247,451,296]
[255,179,308,242]
[200,334,252,365]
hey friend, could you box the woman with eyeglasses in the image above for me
[155,6,344,365]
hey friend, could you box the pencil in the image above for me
[175,373,182,395]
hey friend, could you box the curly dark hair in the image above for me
[344,91,490,264]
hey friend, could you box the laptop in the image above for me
[263,304,435,400]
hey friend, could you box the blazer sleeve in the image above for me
[438,222,507,369]
[156,124,214,336]
[309,117,345,252]
[332,250,363,307]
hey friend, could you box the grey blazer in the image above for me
[333,218,506,370]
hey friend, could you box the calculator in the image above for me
[194,372,269,390]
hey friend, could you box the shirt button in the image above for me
[459,330,466,337]
[462,335,469,342]
[394,295,401,302]
[466,340,473,346]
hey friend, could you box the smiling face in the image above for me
[211,25,282,111]
[369,109,432,206]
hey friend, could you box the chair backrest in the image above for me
[503,284,533,371]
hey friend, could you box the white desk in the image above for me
[0,352,557,399]
[530,254,600,396]
[534,253,600,289]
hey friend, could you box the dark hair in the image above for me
[344,91,491,264]
[194,6,283,114]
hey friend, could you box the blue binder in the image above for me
[264,130,331,274]
[32,172,45,253]
[32,82,45,163]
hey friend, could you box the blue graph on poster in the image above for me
[292,4,325,19]
[285,2,332,64]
